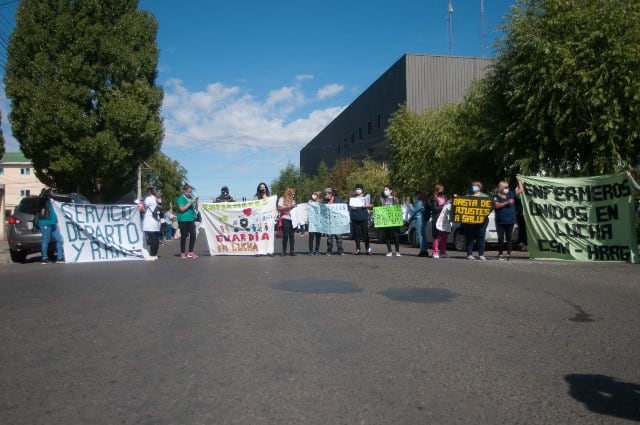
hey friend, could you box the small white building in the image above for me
[0,152,45,237]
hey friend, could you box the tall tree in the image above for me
[143,152,187,212]
[4,0,163,202]
[479,0,640,175]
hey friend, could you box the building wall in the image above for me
[300,54,494,175]
[0,153,44,218]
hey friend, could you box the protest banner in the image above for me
[290,203,308,229]
[308,203,351,234]
[520,173,639,263]
[451,196,492,224]
[53,201,147,263]
[200,196,277,256]
[373,205,403,228]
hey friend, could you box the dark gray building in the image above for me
[300,54,494,175]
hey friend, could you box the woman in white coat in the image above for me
[143,186,162,260]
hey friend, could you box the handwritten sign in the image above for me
[373,205,403,228]
[451,196,492,224]
[520,173,638,263]
[308,203,351,234]
[53,201,146,262]
[200,196,277,256]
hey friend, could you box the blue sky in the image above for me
[1,0,515,201]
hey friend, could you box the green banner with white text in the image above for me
[520,173,638,263]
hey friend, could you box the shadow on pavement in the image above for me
[565,373,640,421]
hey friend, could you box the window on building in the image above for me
[367,121,372,135]
[0,168,4,175]
[20,189,31,197]
[358,128,363,139]
[20,168,31,175]
[377,115,381,128]
[350,133,354,144]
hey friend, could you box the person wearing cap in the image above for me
[349,183,373,255]
[324,188,345,255]
[177,183,199,259]
[215,186,236,203]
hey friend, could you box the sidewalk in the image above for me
[0,240,11,265]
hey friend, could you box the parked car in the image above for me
[7,192,90,263]
[407,212,519,251]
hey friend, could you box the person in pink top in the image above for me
[430,184,449,259]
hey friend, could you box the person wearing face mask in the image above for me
[324,188,345,255]
[410,189,431,257]
[493,176,524,260]
[254,182,271,200]
[215,186,236,203]
[430,184,450,259]
[277,187,297,256]
[349,184,373,255]
[462,181,490,260]
[379,185,402,257]
[307,191,323,255]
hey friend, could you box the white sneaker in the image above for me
[145,255,158,261]
[367,247,373,254]
[395,252,401,257]
[386,252,393,257]
[479,256,487,261]
[466,255,475,260]
[432,254,440,259]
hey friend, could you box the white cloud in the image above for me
[161,78,345,154]
[316,83,344,100]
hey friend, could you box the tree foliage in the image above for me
[345,159,389,201]
[387,104,498,196]
[143,152,187,212]
[478,0,640,175]
[4,0,164,202]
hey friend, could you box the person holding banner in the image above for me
[307,191,323,255]
[493,178,524,260]
[430,184,449,259]
[277,187,297,256]
[462,181,490,260]
[143,187,162,261]
[177,183,199,259]
[324,188,345,255]
[349,184,373,255]
[380,185,402,257]
[37,188,66,264]
[254,182,271,200]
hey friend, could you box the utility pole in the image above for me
[481,0,486,57]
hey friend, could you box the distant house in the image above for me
[300,54,494,176]
[0,152,45,234]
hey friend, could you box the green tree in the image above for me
[143,152,187,212]
[328,158,358,199]
[479,0,640,176]
[270,162,312,200]
[387,104,497,196]
[345,159,389,202]
[4,0,163,202]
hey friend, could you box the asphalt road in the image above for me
[1,236,639,424]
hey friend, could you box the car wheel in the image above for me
[9,250,26,263]
[453,229,465,252]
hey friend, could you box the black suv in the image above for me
[7,193,89,263]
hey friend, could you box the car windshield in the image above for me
[16,197,41,214]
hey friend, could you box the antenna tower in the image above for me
[447,0,454,56]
